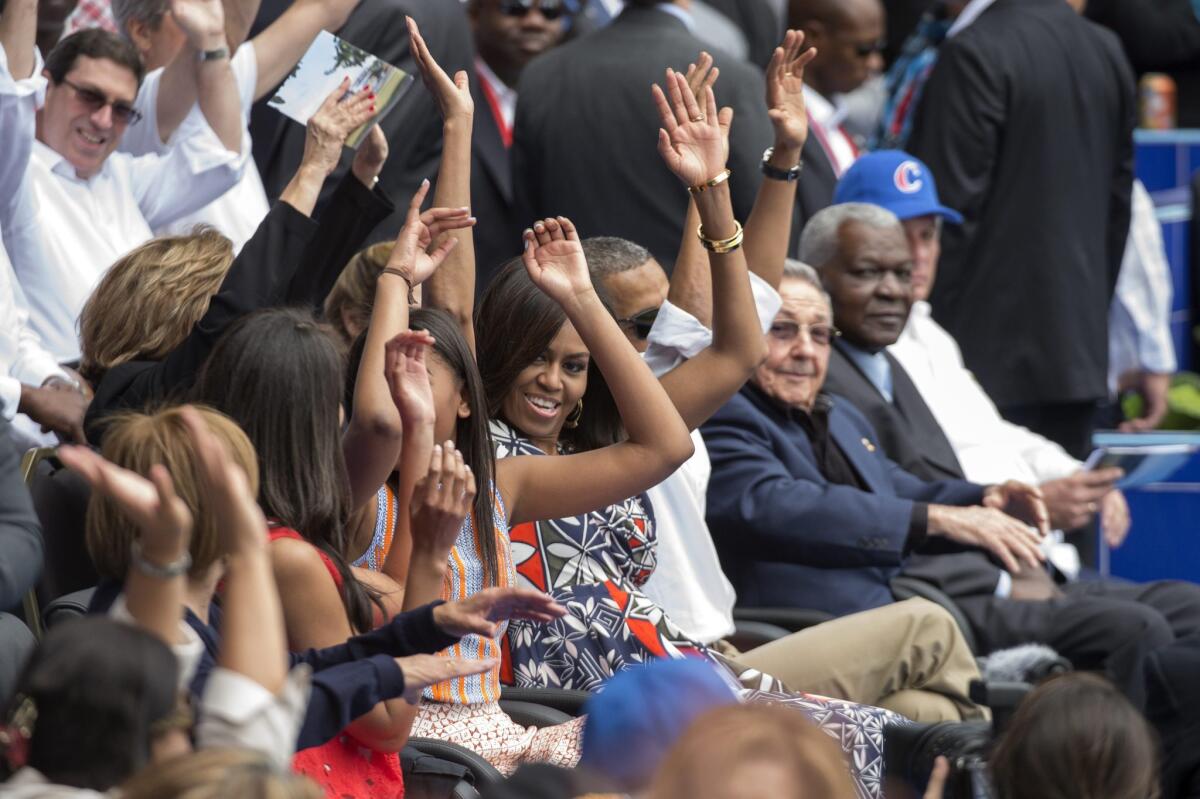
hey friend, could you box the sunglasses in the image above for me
[498,0,567,20]
[60,78,143,125]
[617,307,659,340]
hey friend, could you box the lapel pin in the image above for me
[861,438,876,453]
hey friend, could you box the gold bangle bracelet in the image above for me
[697,220,744,254]
[688,167,732,195]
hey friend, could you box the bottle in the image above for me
[1139,73,1177,130]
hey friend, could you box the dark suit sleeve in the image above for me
[0,423,42,609]
[1086,0,1200,71]
[703,405,916,568]
[885,459,987,508]
[84,201,319,438]
[288,602,458,671]
[284,175,396,310]
[906,38,1005,300]
[1105,39,1137,297]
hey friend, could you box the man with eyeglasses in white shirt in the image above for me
[0,0,248,366]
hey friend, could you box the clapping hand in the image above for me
[651,68,727,187]
[58,444,193,568]
[385,329,437,426]
[386,179,476,286]
[407,16,473,123]
[179,406,267,557]
[766,30,817,151]
[433,587,566,640]
[300,78,376,177]
[521,216,593,309]
[410,440,476,556]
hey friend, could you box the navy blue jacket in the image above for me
[702,385,984,617]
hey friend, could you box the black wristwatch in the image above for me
[761,147,803,182]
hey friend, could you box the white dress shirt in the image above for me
[123,43,269,252]
[890,301,1081,486]
[0,73,249,362]
[641,272,782,644]
[475,56,516,132]
[802,84,857,177]
[0,46,67,421]
[1109,179,1177,392]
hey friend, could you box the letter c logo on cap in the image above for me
[893,161,923,194]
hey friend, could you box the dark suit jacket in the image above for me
[0,420,42,610]
[470,72,520,295]
[83,176,394,444]
[250,0,473,243]
[512,5,774,269]
[701,384,983,617]
[906,0,1135,408]
[787,133,840,259]
[823,341,964,482]
[701,0,783,68]
[822,342,1009,599]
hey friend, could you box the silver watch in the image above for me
[131,539,192,579]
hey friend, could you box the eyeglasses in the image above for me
[59,78,143,126]
[617,306,659,340]
[768,321,840,347]
[498,0,566,20]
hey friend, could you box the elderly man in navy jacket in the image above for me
[701,261,1049,619]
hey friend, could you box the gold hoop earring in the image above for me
[564,399,584,429]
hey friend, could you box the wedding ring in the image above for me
[691,115,705,122]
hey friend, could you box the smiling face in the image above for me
[753,278,833,411]
[39,55,139,178]
[500,321,590,451]
[819,219,913,350]
[901,215,940,302]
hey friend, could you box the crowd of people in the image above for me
[1,0,1199,796]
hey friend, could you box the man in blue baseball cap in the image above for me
[831,150,1129,560]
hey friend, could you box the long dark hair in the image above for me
[407,308,500,582]
[193,308,381,632]
[1,617,178,790]
[474,259,621,453]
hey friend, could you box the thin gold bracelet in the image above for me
[688,167,732,195]
[697,220,745,254]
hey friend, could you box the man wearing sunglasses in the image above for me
[0,0,247,366]
[467,0,569,288]
[782,0,885,255]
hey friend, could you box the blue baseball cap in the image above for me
[834,150,963,224]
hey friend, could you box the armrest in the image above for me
[731,607,834,632]
[728,619,793,651]
[405,737,504,791]
[890,576,979,653]
[41,586,96,630]
[498,699,575,729]
[499,686,590,717]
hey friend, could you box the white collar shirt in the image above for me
[0,94,249,362]
[889,301,1080,485]
[802,84,857,176]
[475,56,517,132]
[122,42,268,252]
[640,272,782,644]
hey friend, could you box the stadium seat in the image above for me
[499,686,590,717]
[406,738,504,793]
[498,699,575,728]
[41,587,95,630]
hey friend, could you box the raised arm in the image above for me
[343,182,472,512]
[159,0,241,153]
[0,0,36,80]
[651,69,767,430]
[407,17,478,351]
[498,218,695,526]
[743,30,815,290]
[248,0,361,100]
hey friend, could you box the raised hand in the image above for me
[58,445,193,566]
[651,68,727,187]
[684,52,733,151]
[521,216,593,308]
[407,16,473,123]
[410,440,476,556]
[300,78,376,177]
[983,480,1051,538]
[170,0,227,50]
[179,406,267,557]
[386,179,476,286]
[385,329,437,426]
[352,124,389,188]
[766,30,817,151]
[395,655,497,704]
[433,587,566,640]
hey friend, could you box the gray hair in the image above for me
[582,236,654,282]
[798,203,902,268]
[112,0,168,37]
[781,259,832,309]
